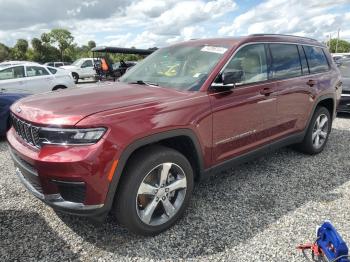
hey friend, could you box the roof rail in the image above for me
[249,34,318,42]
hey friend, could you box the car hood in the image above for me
[11,82,189,126]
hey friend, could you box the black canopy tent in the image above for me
[91,46,157,81]
[91,46,157,55]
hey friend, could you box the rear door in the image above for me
[0,66,27,93]
[210,43,277,165]
[303,45,335,113]
[25,65,54,93]
[267,43,312,139]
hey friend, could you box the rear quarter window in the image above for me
[303,46,329,74]
[269,44,302,79]
[47,67,57,74]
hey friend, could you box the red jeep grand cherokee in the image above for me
[7,34,341,235]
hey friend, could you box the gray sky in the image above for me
[0,0,349,48]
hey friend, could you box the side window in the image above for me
[0,66,25,80]
[26,66,50,77]
[269,44,302,79]
[223,44,268,85]
[47,62,54,67]
[56,63,63,67]
[47,67,57,74]
[298,45,309,75]
[303,46,329,74]
[81,60,93,68]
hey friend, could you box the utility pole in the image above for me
[335,28,340,53]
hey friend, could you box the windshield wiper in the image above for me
[128,80,159,87]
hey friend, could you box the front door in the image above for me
[80,59,95,78]
[210,43,277,165]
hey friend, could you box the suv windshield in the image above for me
[120,44,228,91]
[72,59,84,66]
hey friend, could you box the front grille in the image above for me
[11,114,40,148]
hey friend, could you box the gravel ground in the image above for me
[1,116,350,261]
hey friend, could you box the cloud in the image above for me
[150,0,237,35]
[219,0,350,41]
[0,0,349,49]
[0,0,130,30]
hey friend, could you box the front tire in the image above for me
[114,146,194,236]
[72,73,79,84]
[296,106,331,155]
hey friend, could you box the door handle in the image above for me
[260,87,273,96]
[307,79,317,87]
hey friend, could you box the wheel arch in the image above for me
[52,85,67,91]
[317,97,335,119]
[104,129,205,211]
[306,94,336,129]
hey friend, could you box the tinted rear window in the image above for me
[303,46,329,74]
[269,44,302,79]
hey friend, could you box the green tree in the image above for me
[88,40,96,49]
[0,43,10,61]
[12,39,28,60]
[48,29,74,61]
[327,39,350,53]
[39,32,61,62]
[31,38,44,62]
[41,33,51,45]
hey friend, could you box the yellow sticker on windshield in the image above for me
[201,46,227,54]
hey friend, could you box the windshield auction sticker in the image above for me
[201,46,227,54]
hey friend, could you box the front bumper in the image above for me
[7,128,119,218]
[337,94,350,113]
[10,148,104,216]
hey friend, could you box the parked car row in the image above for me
[0,63,75,93]
[0,62,76,135]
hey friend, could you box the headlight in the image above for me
[39,127,106,146]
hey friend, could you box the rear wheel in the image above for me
[114,146,193,236]
[295,106,331,155]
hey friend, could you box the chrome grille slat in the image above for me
[11,114,41,148]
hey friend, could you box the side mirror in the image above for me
[211,71,242,91]
[222,71,242,85]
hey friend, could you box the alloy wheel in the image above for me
[312,113,329,149]
[136,163,187,226]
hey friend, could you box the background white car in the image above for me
[44,61,71,68]
[0,63,75,94]
[0,61,40,68]
[60,58,95,83]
